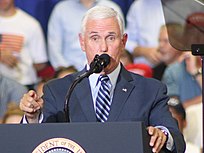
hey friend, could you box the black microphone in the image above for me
[89,53,110,74]
[64,54,110,122]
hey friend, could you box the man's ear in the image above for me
[122,33,128,47]
[79,33,85,52]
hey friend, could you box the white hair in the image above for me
[80,5,124,36]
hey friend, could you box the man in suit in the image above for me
[20,6,185,153]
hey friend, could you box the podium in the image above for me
[0,122,158,153]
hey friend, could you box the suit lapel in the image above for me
[74,76,97,122]
[108,66,135,121]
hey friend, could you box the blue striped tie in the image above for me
[96,75,111,122]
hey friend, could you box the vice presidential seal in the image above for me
[32,138,86,153]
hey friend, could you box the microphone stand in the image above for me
[64,55,104,122]
[64,70,92,122]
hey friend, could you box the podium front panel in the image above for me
[0,122,152,153]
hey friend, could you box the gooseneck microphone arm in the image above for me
[64,54,110,122]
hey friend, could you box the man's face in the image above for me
[158,27,180,65]
[0,0,14,12]
[79,17,127,74]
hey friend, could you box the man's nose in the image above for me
[100,39,108,52]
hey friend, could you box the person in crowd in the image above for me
[35,66,78,97]
[168,97,201,153]
[153,23,184,80]
[48,0,124,71]
[20,6,185,153]
[153,23,201,109]
[15,0,132,36]
[112,0,134,24]
[54,66,78,79]
[0,74,27,123]
[0,0,48,90]
[2,102,24,124]
[125,0,165,68]
[162,51,202,109]
[120,49,134,66]
[15,0,61,38]
[158,23,202,148]
[120,49,153,78]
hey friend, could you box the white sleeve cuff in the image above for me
[155,126,174,151]
[22,115,28,124]
[22,113,44,124]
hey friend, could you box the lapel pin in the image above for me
[122,88,127,92]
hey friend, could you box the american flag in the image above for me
[0,34,24,52]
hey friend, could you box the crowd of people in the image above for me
[0,0,203,152]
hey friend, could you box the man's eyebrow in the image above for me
[88,31,117,36]
[108,32,117,35]
[89,31,98,35]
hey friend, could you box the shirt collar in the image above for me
[107,63,121,87]
[88,63,121,87]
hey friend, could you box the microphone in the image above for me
[64,54,110,122]
[89,53,110,74]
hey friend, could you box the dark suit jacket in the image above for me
[42,65,185,153]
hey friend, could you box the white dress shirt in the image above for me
[125,0,165,67]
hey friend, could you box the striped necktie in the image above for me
[96,75,111,122]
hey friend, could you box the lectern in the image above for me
[0,122,158,153]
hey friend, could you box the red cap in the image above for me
[125,63,153,78]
